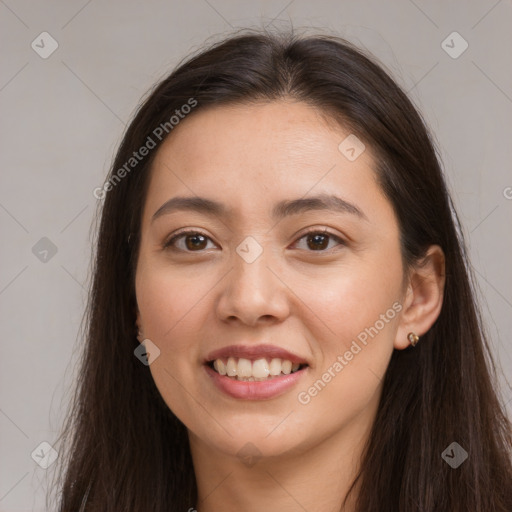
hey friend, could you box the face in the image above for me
[135,100,406,460]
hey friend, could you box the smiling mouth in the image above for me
[207,357,308,381]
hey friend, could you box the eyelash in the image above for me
[163,228,346,254]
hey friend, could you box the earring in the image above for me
[408,332,419,347]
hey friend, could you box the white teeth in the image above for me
[252,359,270,379]
[281,360,292,375]
[226,357,237,377]
[213,359,227,375]
[211,357,304,379]
[237,358,252,378]
[269,358,281,376]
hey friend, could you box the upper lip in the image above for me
[204,344,309,365]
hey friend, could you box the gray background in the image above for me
[1,1,511,510]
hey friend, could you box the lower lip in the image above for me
[204,364,308,400]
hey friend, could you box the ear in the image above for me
[395,245,446,350]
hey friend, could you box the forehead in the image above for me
[143,100,389,225]
[153,100,354,174]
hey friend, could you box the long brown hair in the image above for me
[51,27,512,511]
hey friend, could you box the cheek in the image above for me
[297,255,403,353]
[136,265,206,423]
[135,268,207,418]
[295,277,400,440]
[135,256,221,378]
[136,261,211,346]
[293,247,403,411]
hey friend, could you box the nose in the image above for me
[215,246,290,327]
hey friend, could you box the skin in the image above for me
[135,99,445,511]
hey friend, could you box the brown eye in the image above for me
[294,230,345,252]
[164,231,215,252]
[306,233,329,250]
[184,233,208,250]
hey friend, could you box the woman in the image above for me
[52,28,512,511]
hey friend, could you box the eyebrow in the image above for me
[151,193,368,223]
